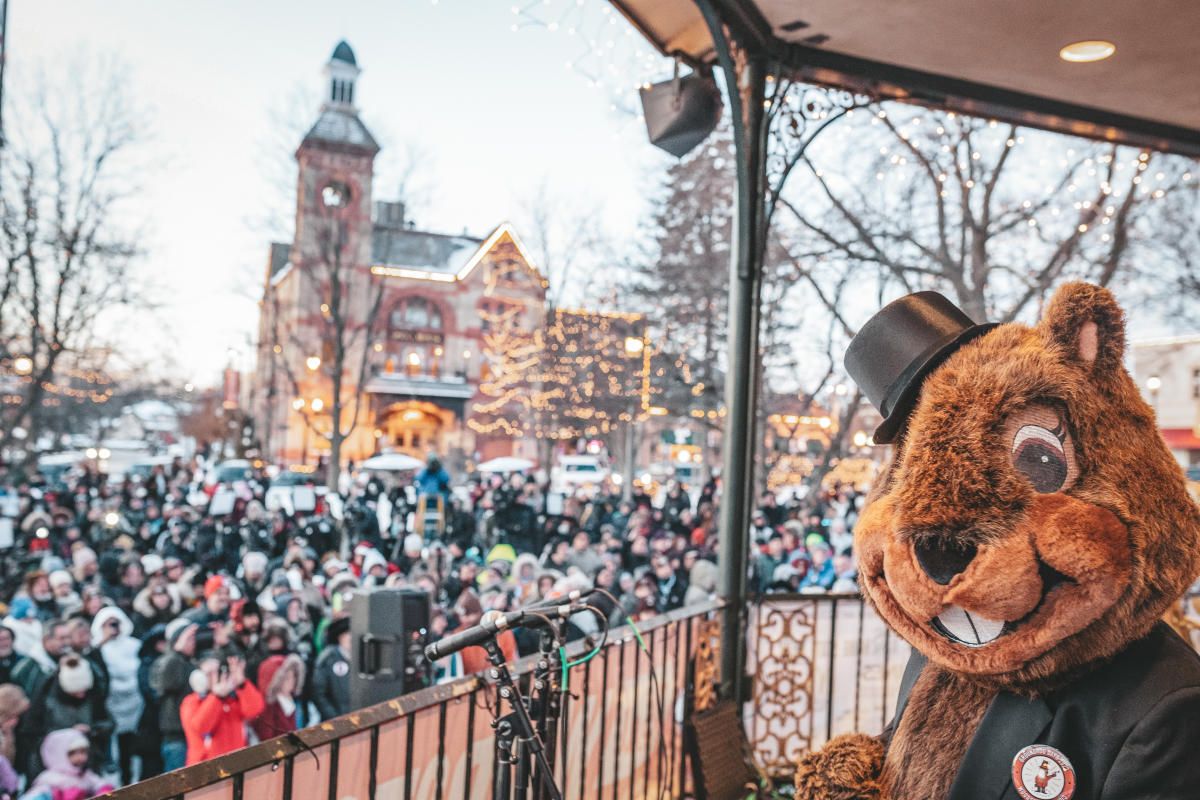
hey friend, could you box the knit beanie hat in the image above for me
[58,656,94,694]
[48,570,74,590]
[203,574,226,599]
[165,617,195,647]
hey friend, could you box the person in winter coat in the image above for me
[251,654,304,741]
[179,654,264,765]
[149,620,197,772]
[131,584,181,637]
[18,728,113,800]
[0,626,34,689]
[0,684,27,797]
[245,618,292,686]
[682,559,718,607]
[133,627,167,780]
[311,617,350,722]
[90,607,144,785]
[22,656,113,775]
[46,572,81,619]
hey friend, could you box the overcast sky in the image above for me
[9,0,670,385]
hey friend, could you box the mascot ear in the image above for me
[1039,282,1125,372]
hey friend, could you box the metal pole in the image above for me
[622,414,635,502]
[0,0,8,150]
[695,0,771,707]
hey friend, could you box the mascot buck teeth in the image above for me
[794,282,1200,800]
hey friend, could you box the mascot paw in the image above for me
[793,733,886,800]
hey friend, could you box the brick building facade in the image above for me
[253,42,546,474]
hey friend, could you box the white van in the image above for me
[551,455,610,497]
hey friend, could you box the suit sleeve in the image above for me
[1101,687,1200,799]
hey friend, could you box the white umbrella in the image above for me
[477,456,535,474]
[362,453,424,472]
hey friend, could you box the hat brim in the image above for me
[873,323,998,444]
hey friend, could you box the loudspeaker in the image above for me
[639,70,723,158]
[349,587,431,710]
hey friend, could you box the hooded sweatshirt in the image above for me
[90,606,145,734]
[20,728,113,800]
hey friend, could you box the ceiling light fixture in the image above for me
[1059,40,1116,63]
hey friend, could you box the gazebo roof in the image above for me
[610,0,1200,155]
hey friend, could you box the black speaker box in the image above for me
[639,72,724,158]
[349,587,431,710]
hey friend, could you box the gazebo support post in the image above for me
[696,0,771,708]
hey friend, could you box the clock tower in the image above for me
[293,40,379,283]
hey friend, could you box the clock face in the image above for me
[321,181,350,209]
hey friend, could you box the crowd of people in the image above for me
[0,451,865,798]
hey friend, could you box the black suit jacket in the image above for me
[893,623,1200,799]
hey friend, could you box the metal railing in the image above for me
[99,600,721,800]
[743,593,912,780]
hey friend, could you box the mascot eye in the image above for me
[1011,425,1068,493]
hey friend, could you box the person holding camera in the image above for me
[179,653,263,766]
[149,620,198,772]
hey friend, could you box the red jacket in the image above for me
[181,682,266,765]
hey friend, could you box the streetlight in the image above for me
[310,398,325,413]
[292,398,305,411]
[1147,376,1162,391]
[12,356,32,376]
[624,336,644,356]
[306,356,322,371]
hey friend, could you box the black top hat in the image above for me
[844,292,997,444]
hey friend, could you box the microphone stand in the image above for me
[531,622,566,800]
[484,637,562,800]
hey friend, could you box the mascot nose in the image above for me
[912,537,978,585]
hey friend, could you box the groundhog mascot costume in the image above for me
[794,282,1200,800]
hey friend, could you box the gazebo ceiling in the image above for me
[610,0,1200,155]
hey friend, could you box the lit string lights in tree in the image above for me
[468,304,654,442]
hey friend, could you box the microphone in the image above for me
[424,603,581,661]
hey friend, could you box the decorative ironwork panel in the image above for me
[693,617,722,713]
[745,595,912,779]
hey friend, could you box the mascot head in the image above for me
[847,282,1200,689]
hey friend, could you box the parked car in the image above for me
[208,458,253,487]
[551,455,610,497]
[126,455,176,482]
[265,469,323,513]
[36,452,86,489]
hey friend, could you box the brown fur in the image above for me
[794,734,886,800]
[797,283,1200,798]
[881,667,995,799]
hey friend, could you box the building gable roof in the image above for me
[371,223,547,288]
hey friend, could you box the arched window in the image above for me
[390,297,443,330]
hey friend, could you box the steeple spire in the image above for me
[325,40,360,110]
